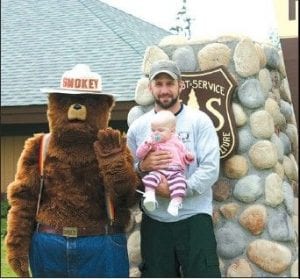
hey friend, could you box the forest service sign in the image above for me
[180,66,238,159]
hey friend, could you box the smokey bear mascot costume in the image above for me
[5,64,140,278]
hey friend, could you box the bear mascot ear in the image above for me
[102,94,115,110]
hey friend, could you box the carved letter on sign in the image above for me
[181,66,238,159]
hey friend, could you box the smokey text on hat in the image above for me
[62,77,99,90]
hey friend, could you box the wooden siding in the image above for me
[1,136,30,193]
[281,37,299,127]
[1,120,128,193]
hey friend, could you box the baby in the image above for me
[136,110,194,216]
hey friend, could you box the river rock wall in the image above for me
[126,34,298,277]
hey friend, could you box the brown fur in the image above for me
[5,93,141,277]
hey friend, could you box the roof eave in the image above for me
[1,101,136,124]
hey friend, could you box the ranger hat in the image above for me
[40,64,113,96]
[149,60,181,81]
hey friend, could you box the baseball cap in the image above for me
[149,60,181,81]
[40,64,113,96]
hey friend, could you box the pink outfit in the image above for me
[136,134,193,169]
[136,134,194,199]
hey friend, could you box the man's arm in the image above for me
[186,122,220,196]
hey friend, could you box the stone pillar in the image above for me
[126,34,298,277]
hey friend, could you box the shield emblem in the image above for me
[181,66,238,159]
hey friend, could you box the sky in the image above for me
[100,0,279,43]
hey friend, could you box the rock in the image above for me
[255,42,267,68]
[238,126,255,154]
[232,103,247,127]
[215,223,248,259]
[233,175,263,203]
[134,77,154,106]
[270,133,284,162]
[267,212,295,241]
[290,259,299,278]
[250,110,274,139]
[172,46,197,72]
[263,44,280,69]
[264,173,284,207]
[141,46,169,75]
[220,203,240,219]
[278,50,287,77]
[283,155,298,182]
[127,230,141,265]
[272,162,285,179]
[239,204,267,235]
[285,124,299,160]
[158,35,188,47]
[238,79,265,109]
[197,43,231,71]
[258,68,272,96]
[249,140,278,169]
[279,132,292,155]
[213,180,231,201]
[127,105,153,127]
[226,258,253,277]
[283,181,294,215]
[224,155,248,179]
[247,239,292,274]
[280,78,292,103]
[134,210,142,224]
[212,207,222,225]
[265,97,280,118]
[233,38,260,77]
[280,99,293,120]
[270,70,281,88]
[129,267,141,278]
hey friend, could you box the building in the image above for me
[1,0,298,192]
[274,0,298,125]
[1,0,170,192]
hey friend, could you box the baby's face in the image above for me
[151,123,173,143]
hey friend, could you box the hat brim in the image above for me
[149,70,178,80]
[40,88,114,97]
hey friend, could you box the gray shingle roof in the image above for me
[1,0,170,106]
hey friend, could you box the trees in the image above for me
[169,0,194,39]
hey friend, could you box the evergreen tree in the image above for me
[169,0,194,39]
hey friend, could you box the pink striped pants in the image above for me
[142,167,187,198]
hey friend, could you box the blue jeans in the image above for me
[29,231,129,278]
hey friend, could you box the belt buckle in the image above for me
[63,227,78,237]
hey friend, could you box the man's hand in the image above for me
[139,150,172,172]
[156,176,170,198]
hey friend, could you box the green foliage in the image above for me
[1,199,9,218]
[268,28,282,50]
[1,217,17,277]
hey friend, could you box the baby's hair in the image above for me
[152,110,176,129]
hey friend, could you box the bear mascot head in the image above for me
[5,64,140,277]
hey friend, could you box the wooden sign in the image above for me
[181,66,238,159]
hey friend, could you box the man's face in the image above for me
[149,73,182,109]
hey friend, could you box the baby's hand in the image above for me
[186,151,194,162]
[145,138,155,147]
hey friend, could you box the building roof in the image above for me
[1,0,170,107]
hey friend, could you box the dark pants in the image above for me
[140,213,221,278]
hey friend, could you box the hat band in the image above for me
[62,77,100,91]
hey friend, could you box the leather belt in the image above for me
[36,223,124,237]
